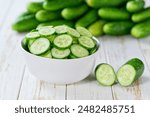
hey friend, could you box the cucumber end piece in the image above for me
[117,64,136,86]
[95,64,116,86]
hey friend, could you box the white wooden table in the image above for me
[0,0,150,100]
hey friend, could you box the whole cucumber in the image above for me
[61,4,88,20]
[43,0,83,11]
[126,0,145,13]
[88,20,107,36]
[75,9,99,27]
[131,19,150,38]
[98,8,130,21]
[36,10,61,22]
[86,0,127,8]
[132,7,150,23]
[103,21,134,35]
[12,14,39,32]
[37,20,74,28]
[27,2,43,13]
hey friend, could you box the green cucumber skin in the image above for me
[43,0,83,11]
[17,12,33,20]
[36,10,61,22]
[132,7,150,23]
[103,21,134,35]
[12,14,39,32]
[95,63,116,86]
[38,20,74,28]
[126,58,144,80]
[88,20,107,36]
[131,19,150,38]
[61,4,88,20]
[75,9,99,27]
[126,0,145,13]
[86,0,127,8]
[27,2,43,13]
[98,8,130,20]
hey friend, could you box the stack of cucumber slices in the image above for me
[22,25,98,59]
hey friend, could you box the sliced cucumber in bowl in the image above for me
[29,37,50,55]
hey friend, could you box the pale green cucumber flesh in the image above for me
[38,26,55,36]
[78,36,95,49]
[51,48,70,59]
[71,44,89,58]
[95,64,116,86]
[54,34,73,49]
[54,25,68,34]
[29,38,50,55]
[67,27,80,38]
[117,64,136,86]
[26,31,40,39]
[76,27,92,37]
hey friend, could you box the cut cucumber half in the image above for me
[54,25,68,34]
[67,27,80,38]
[117,58,144,86]
[38,26,55,36]
[78,36,95,49]
[54,34,73,49]
[95,63,116,86]
[117,64,136,86]
[29,38,50,55]
[26,31,40,39]
[51,48,70,59]
[76,27,92,37]
[71,44,89,58]
[41,50,52,59]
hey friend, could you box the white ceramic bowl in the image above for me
[20,37,100,84]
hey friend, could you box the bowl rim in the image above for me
[20,37,100,61]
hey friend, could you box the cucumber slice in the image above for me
[36,26,53,30]
[76,27,92,37]
[26,31,40,39]
[54,34,73,49]
[51,48,70,59]
[38,26,55,36]
[67,27,80,38]
[41,50,52,59]
[78,36,95,49]
[47,34,56,43]
[95,64,116,86]
[54,25,68,34]
[69,53,77,59]
[117,58,144,86]
[72,37,78,44]
[22,38,28,50]
[90,47,97,54]
[29,38,50,55]
[71,44,89,58]
[28,38,36,48]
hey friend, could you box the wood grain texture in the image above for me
[0,0,150,100]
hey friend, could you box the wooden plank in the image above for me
[19,67,66,100]
[0,0,29,99]
[103,36,150,100]
[67,38,113,100]
[0,0,14,30]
